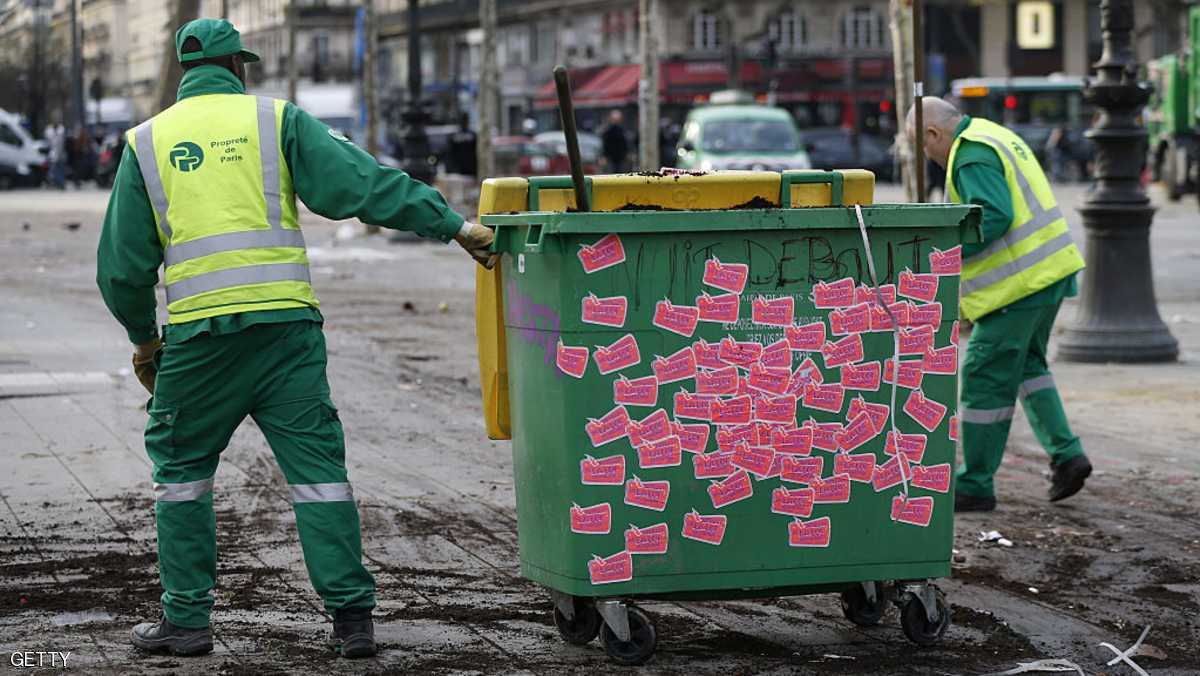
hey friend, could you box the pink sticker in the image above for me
[870,301,914,332]
[771,486,815,517]
[580,454,626,485]
[885,431,928,464]
[708,469,754,509]
[834,451,877,483]
[857,283,898,306]
[653,300,700,338]
[637,435,682,469]
[781,455,825,484]
[628,408,671,446]
[613,374,658,407]
[951,320,960,344]
[585,406,631,447]
[837,413,880,453]
[696,365,739,395]
[884,358,926,390]
[581,293,628,327]
[759,338,793,369]
[682,510,728,545]
[718,337,763,369]
[787,358,824,398]
[673,390,715,421]
[578,234,626,274]
[822,334,864,369]
[692,451,736,479]
[594,333,641,375]
[840,361,882,392]
[588,550,633,584]
[948,415,959,442]
[911,463,952,493]
[711,395,753,425]
[703,257,749,294]
[625,523,669,554]
[811,277,856,309]
[772,425,814,455]
[756,451,786,480]
[922,344,958,375]
[804,381,846,414]
[898,270,940,303]
[811,473,852,503]
[717,424,757,451]
[808,420,844,452]
[929,245,962,276]
[908,302,943,328]
[872,454,912,492]
[786,321,826,352]
[624,476,670,511]
[653,346,698,385]
[748,362,792,396]
[756,394,798,424]
[788,516,832,547]
[904,389,947,432]
[896,325,934,356]
[692,338,726,370]
[697,291,741,324]
[752,296,796,327]
[556,341,589,379]
[731,442,775,477]
[891,495,935,527]
[847,396,889,434]
[570,502,612,534]
[830,302,872,336]
[672,421,710,453]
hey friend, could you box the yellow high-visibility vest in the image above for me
[127,94,318,324]
[945,117,1085,321]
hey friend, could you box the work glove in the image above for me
[132,337,161,395]
[455,221,498,269]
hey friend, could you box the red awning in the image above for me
[573,64,642,108]
[532,65,611,109]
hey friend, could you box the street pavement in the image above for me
[0,182,1197,674]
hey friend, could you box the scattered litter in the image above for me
[21,221,31,231]
[1027,587,1039,594]
[1099,624,1152,676]
[821,654,855,660]
[1136,643,1167,660]
[438,302,450,313]
[402,301,417,313]
[984,658,1084,675]
[979,530,1014,547]
[64,222,80,231]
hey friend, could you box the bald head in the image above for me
[905,98,963,168]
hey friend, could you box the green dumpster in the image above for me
[476,170,981,665]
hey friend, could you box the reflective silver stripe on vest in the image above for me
[256,97,283,230]
[154,477,214,502]
[960,231,1076,296]
[290,482,355,503]
[163,228,307,267]
[1018,374,1056,398]
[961,406,1015,424]
[134,121,173,239]
[165,262,311,304]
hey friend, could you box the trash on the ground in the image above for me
[821,654,855,660]
[1027,587,1039,594]
[64,222,80,231]
[21,221,31,231]
[1099,624,1152,676]
[438,301,450,313]
[402,301,417,313]
[1136,643,1167,660]
[986,658,1085,675]
[979,530,1014,547]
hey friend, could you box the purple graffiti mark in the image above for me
[505,277,562,372]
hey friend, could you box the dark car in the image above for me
[803,127,894,182]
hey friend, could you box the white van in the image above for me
[0,109,46,189]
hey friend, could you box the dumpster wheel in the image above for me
[599,605,657,666]
[899,585,951,646]
[552,597,602,645]
[840,581,886,627]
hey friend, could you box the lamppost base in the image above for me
[1057,324,1179,363]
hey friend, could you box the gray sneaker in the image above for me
[130,616,213,656]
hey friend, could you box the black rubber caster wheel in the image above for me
[840,583,886,627]
[600,606,657,666]
[553,598,602,645]
[899,590,950,646]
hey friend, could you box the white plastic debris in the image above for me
[1099,624,1152,676]
[1027,587,1039,594]
[987,658,1085,675]
[979,530,1014,547]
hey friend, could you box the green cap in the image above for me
[175,18,260,64]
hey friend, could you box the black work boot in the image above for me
[331,607,377,658]
[130,616,213,656]
[954,492,997,513]
[1049,455,1092,502]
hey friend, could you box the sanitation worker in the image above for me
[96,18,494,658]
[906,98,1092,513]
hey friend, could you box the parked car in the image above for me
[531,131,604,174]
[675,103,811,172]
[803,127,895,182]
[0,109,47,189]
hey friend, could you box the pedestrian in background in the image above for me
[907,98,1092,513]
[45,123,66,189]
[601,108,629,173]
[97,18,495,659]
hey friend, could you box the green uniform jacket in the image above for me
[950,115,1076,310]
[97,65,466,345]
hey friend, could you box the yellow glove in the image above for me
[454,221,498,269]
[132,337,161,394]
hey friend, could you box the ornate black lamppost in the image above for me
[399,0,433,186]
[1058,0,1178,363]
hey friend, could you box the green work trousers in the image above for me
[957,302,1084,498]
[145,320,375,628]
